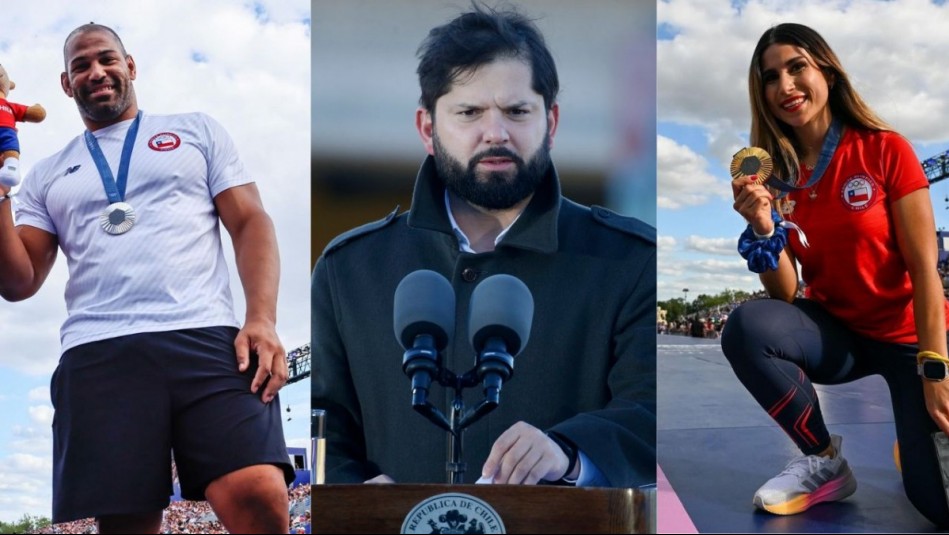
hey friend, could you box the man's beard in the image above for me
[75,78,133,124]
[433,132,551,210]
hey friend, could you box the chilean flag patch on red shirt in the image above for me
[841,175,875,211]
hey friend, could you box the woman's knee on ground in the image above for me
[721,299,791,367]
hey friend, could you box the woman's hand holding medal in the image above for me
[731,147,775,236]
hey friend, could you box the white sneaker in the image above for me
[0,157,21,188]
[753,434,857,515]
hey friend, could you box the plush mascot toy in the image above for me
[0,64,46,188]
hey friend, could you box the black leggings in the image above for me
[721,298,949,527]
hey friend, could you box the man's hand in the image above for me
[235,318,287,403]
[481,421,572,485]
[215,183,283,403]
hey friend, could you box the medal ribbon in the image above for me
[766,116,842,195]
[83,111,142,204]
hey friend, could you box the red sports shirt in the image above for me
[784,127,949,344]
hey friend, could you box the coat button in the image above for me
[462,268,478,282]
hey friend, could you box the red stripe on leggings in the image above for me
[768,386,798,418]
[793,404,819,447]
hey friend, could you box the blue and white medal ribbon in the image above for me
[83,111,142,235]
[779,220,809,248]
[766,116,843,197]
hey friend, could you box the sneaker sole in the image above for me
[753,473,857,515]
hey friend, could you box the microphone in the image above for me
[394,270,455,408]
[468,274,533,405]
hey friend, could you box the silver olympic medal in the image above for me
[99,202,136,235]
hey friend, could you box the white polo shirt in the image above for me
[16,111,248,352]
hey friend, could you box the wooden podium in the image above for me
[311,484,654,533]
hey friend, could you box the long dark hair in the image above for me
[748,23,889,185]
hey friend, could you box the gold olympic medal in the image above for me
[730,147,773,185]
[99,202,136,235]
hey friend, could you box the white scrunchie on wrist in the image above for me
[752,226,775,240]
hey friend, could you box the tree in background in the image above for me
[0,513,51,534]
[658,288,753,325]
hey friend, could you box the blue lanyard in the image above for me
[766,116,843,194]
[83,111,142,203]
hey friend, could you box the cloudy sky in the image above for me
[658,0,949,301]
[0,0,310,521]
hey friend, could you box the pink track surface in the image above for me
[657,464,699,534]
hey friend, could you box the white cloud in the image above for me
[658,255,749,278]
[659,0,949,143]
[9,425,52,458]
[27,406,54,428]
[10,426,45,440]
[7,454,50,473]
[685,235,737,256]
[0,290,65,376]
[658,268,760,302]
[707,127,749,172]
[26,388,48,403]
[657,245,760,300]
[0,453,52,523]
[658,235,677,252]
[657,135,730,209]
[657,1,754,130]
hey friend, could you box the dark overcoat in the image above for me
[312,156,656,486]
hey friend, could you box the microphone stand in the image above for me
[407,362,506,484]
[396,270,523,484]
[447,392,465,483]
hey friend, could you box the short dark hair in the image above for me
[416,3,559,114]
[64,23,128,67]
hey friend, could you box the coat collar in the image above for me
[406,155,561,254]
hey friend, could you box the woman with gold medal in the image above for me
[723,22,949,526]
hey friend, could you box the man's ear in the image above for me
[546,103,559,151]
[416,107,435,156]
[61,72,74,98]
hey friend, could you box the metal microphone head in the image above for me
[393,269,455,350]
[468,274,533,356]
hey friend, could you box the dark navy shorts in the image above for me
[50,326,295,523]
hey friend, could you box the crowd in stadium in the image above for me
[658,290,770,339]
[939,260,949,298]
[33,484,311,534]
[661,253,949,339]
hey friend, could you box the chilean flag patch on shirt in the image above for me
[148,132,181,151]
[841,175,875,211]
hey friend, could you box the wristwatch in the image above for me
[546,431,578,483]
[918,358,948,382]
